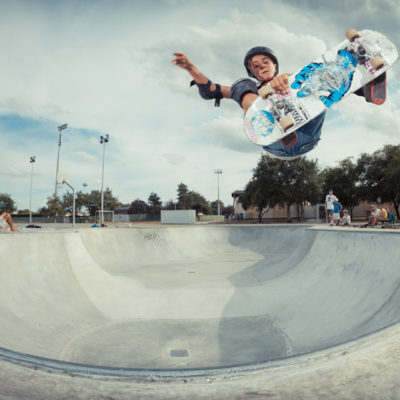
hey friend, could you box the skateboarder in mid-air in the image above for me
[172,46,386,160]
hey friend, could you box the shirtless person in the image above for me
[0,210,19,232]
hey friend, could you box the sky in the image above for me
[1,0,400,211]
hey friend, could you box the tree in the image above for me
[241,155,321,222]
[41,196,64,217]
[383,145,400,219]
[356,145,400,219]
[240,156,286,222]
[128,199,148,214]
[210,200,224,215]
[99,188,120,212]
[71,191,95,214]
[321,157,359,215]
[18,209,30,215]
[163,200,176,210]
[177,183,191,210]
[147,192,162,215]
[85,188,119,216]
[40,188,120,217]
[62,192,75,213]
[61,192,89,214]
[0,193,16,213]
[175,183,211,214]
[189,191,211,215]
[283,158,322,221]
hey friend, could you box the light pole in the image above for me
[82,183,88,217]
[29,156,36,224]
[214,169,222,216]
[100,134,109,225]
[54,123,68,222]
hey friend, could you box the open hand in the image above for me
[172,52,194,71]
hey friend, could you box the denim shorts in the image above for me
[263,111,326,159]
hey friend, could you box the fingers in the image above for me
[270,74,290,94]
[172,52,185,63]
[172,52,190,68]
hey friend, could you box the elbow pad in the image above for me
[230,78,258,108]
[190,80,223,107]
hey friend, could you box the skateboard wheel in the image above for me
[258,85,274,98]
[346,29,360,42]
[279,116,295,132]
[371,56,385,70]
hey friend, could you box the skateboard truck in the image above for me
[345,28,385,70]
[258,85,295,132]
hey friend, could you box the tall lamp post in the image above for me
[54,123,68,222]
[214,169,222,216]
[29,156,36,224]
[100,134,110,225]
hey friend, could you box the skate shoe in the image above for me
[363,72,386,105]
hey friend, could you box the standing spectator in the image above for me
[325,189,339,225]
[331,200,343,226]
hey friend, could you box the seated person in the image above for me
[337,209,351,226]
[0,210,19,232]
[382,205,396,225]
[369,203,385,226]
[378,203,388,221]
[388,210,396,225]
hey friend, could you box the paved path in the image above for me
[1,224,400,399]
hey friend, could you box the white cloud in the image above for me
[183,114,257,153]
[160,153,186,166]
[0,1,399,211]
[75,151,98,163]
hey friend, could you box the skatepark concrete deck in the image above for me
[1,224,400,399]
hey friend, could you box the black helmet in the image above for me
[244,46,279,78]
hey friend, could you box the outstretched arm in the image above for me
[172,52,231,100]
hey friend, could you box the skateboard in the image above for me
[244,29,399,147]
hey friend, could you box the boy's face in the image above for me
[249,54,276,82]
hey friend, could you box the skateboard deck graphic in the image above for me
[244,29,399,147]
